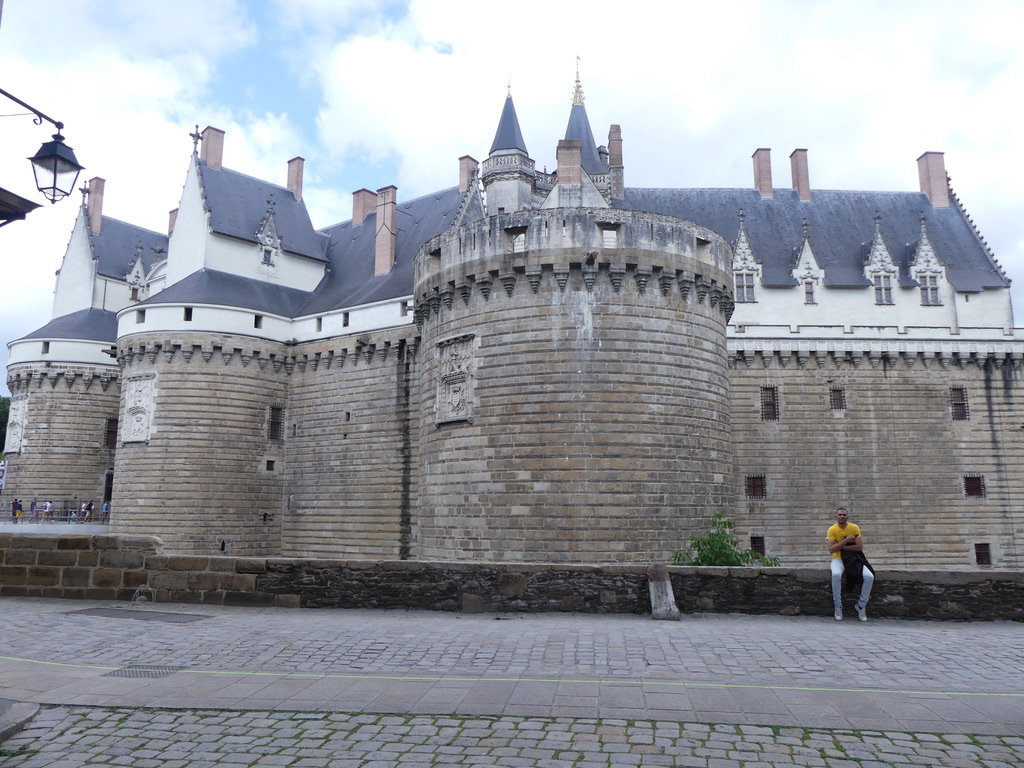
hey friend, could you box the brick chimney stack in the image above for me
[752,148,773,198]
[200,126,225,170]
[556,140,582,186]
[459,156,479,192]
[352,189,377,225]
[790,149,811,202]
[608,125,624,201]
[917,151,949,207]
[374,185,397,275]
[287,157,304,202]
[86,177,105,234]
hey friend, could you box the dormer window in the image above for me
[262,247,275,266]
[873,274,893,305]
[130,287,140,301]
[735,273,756,303]
[919,274,941,306]
[804,281,815,305]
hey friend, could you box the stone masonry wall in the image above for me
[283,329,420,559]
[110,333,290,556]
[3,533,1022,621]
[730,350,1024,570]
[2,364,120,514]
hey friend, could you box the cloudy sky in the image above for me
[2,0,1023,395]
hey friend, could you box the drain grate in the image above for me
[103,665,188,679]
[67,608,210,623]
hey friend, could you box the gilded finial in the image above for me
[572,55,585,106]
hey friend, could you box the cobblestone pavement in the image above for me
[1,598,1023,766]
[2,707,1023,768]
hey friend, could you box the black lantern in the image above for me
[29,130,84,204]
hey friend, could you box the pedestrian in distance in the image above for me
[827,507,875,621]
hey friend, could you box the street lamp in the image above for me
[1,86,84,205]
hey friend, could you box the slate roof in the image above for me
[564,103,608,177]
[136,268,312,317]
[300,186,466,316]
[91,216,168,281]
[615,187,1007,292]
[197,161,328,262]
[17,308,118,343]
[490,95,528,154]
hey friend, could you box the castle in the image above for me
[5,79,1023,570]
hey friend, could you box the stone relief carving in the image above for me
[436,335,475,424]
[122,375,156,443]
[4,396,27,453]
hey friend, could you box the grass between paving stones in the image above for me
[1,707,1022,766]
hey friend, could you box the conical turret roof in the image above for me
[564,78,607,176]
[489,93,528,155]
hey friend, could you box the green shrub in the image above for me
[671,511,781,567]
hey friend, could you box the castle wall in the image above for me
[730,348,1024,569]
[3,364,120,513]
[109,333,290,555]
[414,209,736,563]
[282,328,420,559]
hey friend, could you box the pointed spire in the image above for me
[489,90,528,155]
[563,73,606,176]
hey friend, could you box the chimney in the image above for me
[752,148,773,198]
[168,208,178,236]
[459,155,479,192]
[917,151,949,207]
[556,140,582,186]
[352,188,377,225]
[374,185,397,276]
[200,126,225,169]
[287,157,304,202]
[86,177,105,234]
[790,149,811,202]
[608,125,624,201]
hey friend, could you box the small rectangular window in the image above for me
[950,386,969,421]
[974,542,992,565]
[920,274,941,306]
[41,341,50,354]
[735,273,756,303]
[343,312,350,327]
[136,309,146,324]
[183,307,193,322]
[750,536,766,555]
[400,301,411,317]
[804,281,815,305]
[104,417,119,449]
[601,228,617,248]
[266,459,276,471]
[964,474,986,498]
[268,406,284,441]
[873,274,893,305]
[760,386,779,421]
[315,317,323,332]
[262,248,274,265]
[130,286,140,301]
[829,385,847,412]
[745,474,767,499]
[254,314,263,329]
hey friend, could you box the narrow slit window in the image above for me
[183,307,193,322]
[829,385,847,412]
[760,386,779,421]
[315,317,323,332]
[342,312,350,327]
[950,386,969,421]
[268,406,284,441]
[804,281,815,304]
[254,314,263,329]
[104,417,119,449]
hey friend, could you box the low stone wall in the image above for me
[2,533,1022,620]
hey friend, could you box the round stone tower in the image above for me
[413,207,736,563]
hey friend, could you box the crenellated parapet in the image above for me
[7,363,119,396]
[414,208,734,328]
[730,341,1024,371]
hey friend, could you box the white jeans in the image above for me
[831,558,874,609]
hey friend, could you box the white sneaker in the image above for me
[856,605,867,622]
[834,607,843,621]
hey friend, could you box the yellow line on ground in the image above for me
[1,655,1020,698]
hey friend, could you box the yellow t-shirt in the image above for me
[827,522,861,559]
